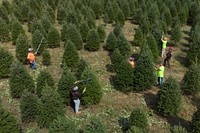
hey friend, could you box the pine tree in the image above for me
[57,67,76,105]
[0,47,13,78]
[36,69,55,97]
[133,27,143,46]
[127,126,144,133]
[147,3,160,25]
[20,2,29,22]
[87,13,96,29]
[111,49,124,72]
[37,86,65,128]
[57,6,67,24]
[105,31,118,51]
[45,5,55,23]
[75,58,89,80]
[12,5,23,23]
[113,23,123,38]
[97,24,106,42]
[91,0,103,19]
[117,34,131,58]
[49,116,79,133]
[162,6,172,27]
[156,77,182,116]
[0,105,20,133]
[85,29,100,51]
[27,10,37,27]
[32,29,46,55]
[79,21,90,42]
[84,116,107,133]
[41,15,51,34]
[170,125,188,133]
[146,34,159,62]
[171,21,182,44]
[42,49,51,66]
[47,26,60,48]
[80,68,103,105]
[104,1,115,23]
[9,61,35,98]
[112,0,119,20]
[0,18,10,42]
[188,41,200,64]
[120,0,131,19]
[192,107,200,133]
[2,0,11,15]
[62,41,79,69]
[66,9,78,27]
[29,20,46,37]
[139,16,150,36]
[0,5,9,22]
[179,8,188,26]
[20,90,38,123]
[16,34,30,64]
[11,19,25,45]
[115,9,125,27]
[133,40,156,91]
[182,63,200,94]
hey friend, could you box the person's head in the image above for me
[72,86,78,91]
[159,61,163,66]
[169,46,173,52]
[28,48,33,52]
[163,37,167,41]
[129,57,134,61]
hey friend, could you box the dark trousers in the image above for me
[157,77,163,87]
[164,58,170,68]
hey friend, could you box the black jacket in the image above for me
[71,90,82,100]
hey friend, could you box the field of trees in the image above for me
[0,0,200,132]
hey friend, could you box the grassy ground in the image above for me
[0,18,196,133]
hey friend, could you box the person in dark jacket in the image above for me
[164,47,173,68]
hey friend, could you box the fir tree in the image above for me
[127,126,144,133]
[29,20,46,37]
[147,3,160,25]
[113,23,123,38]
[32,29,46,55]
[80,68,103,105]
[20,2,29,22]
[85,29,100,51]
[171,22,182,44]
[47,26,60,48]
[45,5,55,23]
[104,1,115,23]
[117,34,131,58]
[179,8,188,26]
[192,107,200,133]
[20,90,38,123]
[86,13,96,29]
[146,34,159,62]
[91,0,103,19]
[133,40,156,91]
[2,0,11,14]
[0,18,10,42]
[9,61,35,98]
[0,105,20,133]
[105,31,118,51]
[112,0,119,20]
[16,34,30,64]
[57,67,76,105]
[42,49,51,66]
[111,49,124,72]
[0,47,13,78]
[188,41,200,64]
[11,19,25,45]
[36,69,55,97]
[162,6,172,27]
[12,5,23,23]
[170,125,188,133]
[49,116,79,133]
[57,6,67,24]
[139,16,150,36]
[115,9,125,27]
[66,9,78,26]
[0,5,9,23]
[182,63,200,94]
[97,24,106,42]
[120,0,131,19]
[156,77,182,116]
[75,58,89,80]
[62,41,79,69]
[27,10,37,27]
[133,27,143,46]
[41,15,51,34]
[79,21,90,42]
[37,86,65,128]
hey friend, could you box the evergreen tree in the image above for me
[112,0,119,20]
[139,16,150,36]
[189,2,200,25]
[133,27,143,46]
[62,41,79,69]
[49,116,79,133]
[42,49,51,66]
[79,21,90,42]
[57,67,76,105]
[179,8,188,26]
[36,69,55,97]
[37,86,65,128]
[146,34,159,62]
[0,18,10,42]
[171,22,182,44]
[0,105,20,133]
[0,47,13,78]
[162,6,172,27]
[127,126,144,133]
[41,15,51,34]
[105,31,118,51]
[47,26,60,48]
[156,77,182,116]
[66,9,78,27]
[84,116,107,133]
[115,9,125,27]
[2,0,11,14]
[85,29,100,51]
[182,63,200,94]
[27,10,37,27]
[11,19,25,45]
[9,61,35,98]
[170,125,188,133]
[75,58,89,80]
[113,23,123,38]
[117,34,131,58]
[91,0,103,19]
[0,5,9,23]
[16,34,30,64]
[116,60,134,91]
[20,2,29,22]
[192,107,200,133]
[57,6,67,24]
[133,40,155,91]
[80,68,103,105]
[188,41,200,64]
[45,5,55,23]
[111,49,124,72]
[20,90,38,123]
[129,108,148,130]
[104,1,115,23]
[97,25,106,42]
[12,5,23,23]
[120,0,131,19]
[32,29,46,55]
[147,3,160,25]
[87,14,96,29]
[29,20,46,37]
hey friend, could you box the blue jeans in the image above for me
[73,99,80,113]
[31,61,36,69]
[158,77,163,87]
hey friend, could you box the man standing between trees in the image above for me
[161,36,168,58]
[164,47,173,68]
[156,62,165,87]
[27,48,36,69]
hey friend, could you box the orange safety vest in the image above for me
[27,52,35,63]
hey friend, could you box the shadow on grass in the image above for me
[105,64,115,73]
[183,36,190,42]
[181,42,190,47]
[174,55,190,67]
[183,30,190,36]
[144,92,157,110]
[191,96,200,109]
[180,47,189,53]
[118,116,130,133]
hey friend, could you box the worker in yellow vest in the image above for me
[161,36,168,58]
[156,62,165,87]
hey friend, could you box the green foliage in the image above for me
[146,34,159,62]
[0,47,13,78]
[0,105,20,133]
[75,58,89,80]
[111,49,124,71]
[105,31,118,51]
[57,67,76,105]
[20,2,29,22]
[2,0,11,14]
[133,40,155,91]
[139,16,150,36]
[41,16,52,34]
[133,27,143,46]
[37,86,65,128]
[117,34,131,58]
[0,18,10,42]
[162,6,172,27]
[79,21,90,42]
[170,125,188,133]
[182,63,200,94]
[171,23,182,44]
[9,61,35,98]
[120,0,131,19]
[115,9,125,27]
[49,116,79,133]
[29,20,46,37]
[65,9,78,27]
[62,41,79,69]
[178,8,188,26]
[36,69,55,97]
[189,2,200,25]
[85,29,100,51]
[16,34,30,64]
[0,5,9,22]
[147,3,160,25]
[104,1,115,23]
[192,107,200,133]
[127,126,145,133]
[57,6,67,24]
[84,116,107,133]
[11,19,25,45]
[20,90,38,123]
[113,24,123,38]
[156,77,182,116]
[32,29,46,55]
[42,49,51,66]
[91,0,103,19]
[12,5,23,23]
[80,68,103,105]
[47,26,60,48]
[129,108,148,129]
[97,25,106,42]
[116,60,134,90]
